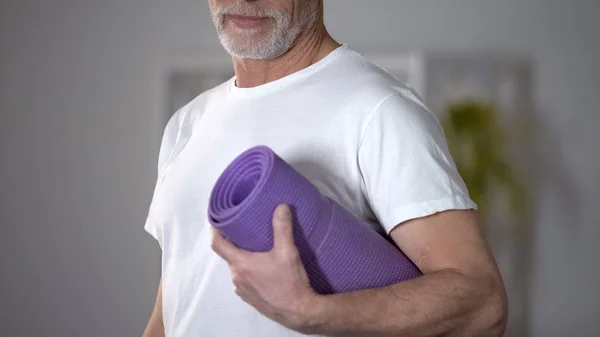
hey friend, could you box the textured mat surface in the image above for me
[208,145,422,294]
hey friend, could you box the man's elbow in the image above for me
[478,280,509,337]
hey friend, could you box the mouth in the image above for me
[225,14,270,29]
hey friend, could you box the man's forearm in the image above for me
[305,270,507,337]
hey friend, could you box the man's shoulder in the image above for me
[325,48,418,106]
[167,77,233,127]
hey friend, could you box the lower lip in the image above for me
[226,15,269,29]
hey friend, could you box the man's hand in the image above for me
[211,204,320,333]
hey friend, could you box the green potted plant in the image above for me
[440,99,527,235]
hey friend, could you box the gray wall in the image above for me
[1,0,598,336]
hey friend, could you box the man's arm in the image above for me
[142,279,165,337]
[211,205,508,337]
[304,209,508,337]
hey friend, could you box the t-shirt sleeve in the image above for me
[143,109,184,246]
[358,90,477,234]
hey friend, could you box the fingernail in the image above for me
[277,205,290,219]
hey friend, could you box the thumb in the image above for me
[272,204,295,251]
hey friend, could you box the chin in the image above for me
[224,45,278,60]
[220,35,275,58]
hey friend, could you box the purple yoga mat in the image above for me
[208,145,422,294]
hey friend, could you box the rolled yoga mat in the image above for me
[208,145,422,294]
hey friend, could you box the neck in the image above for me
[232,20,341,88]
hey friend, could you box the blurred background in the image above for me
[1,0,599,336]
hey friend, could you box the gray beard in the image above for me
[212,2,319,60]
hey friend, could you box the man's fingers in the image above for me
[272,204,296,252]
[211,227,243,263]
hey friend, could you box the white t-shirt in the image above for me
[144,44,477,337]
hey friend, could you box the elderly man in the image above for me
[142,0,508,336]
